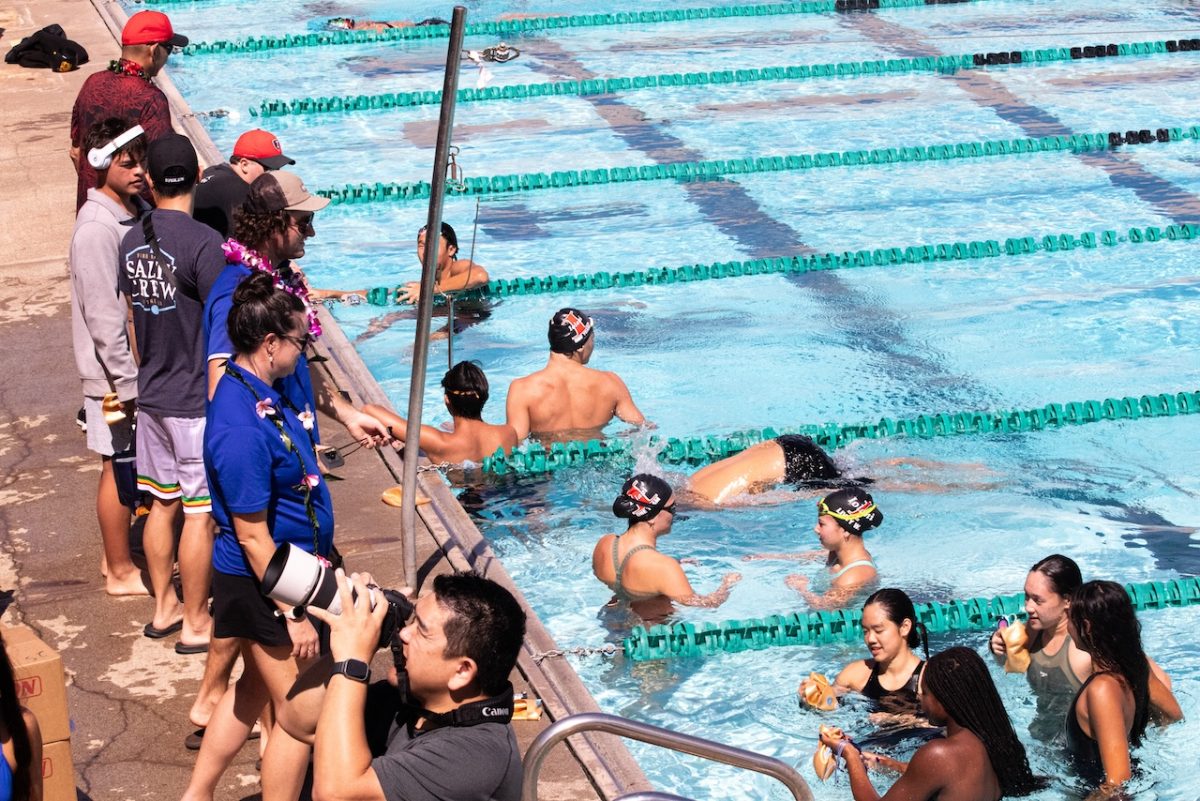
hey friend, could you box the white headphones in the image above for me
[87,124,146,170]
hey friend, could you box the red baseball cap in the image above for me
[232,129,295,170]
[121,11,188,48]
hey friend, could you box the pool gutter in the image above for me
[88,0,651,795]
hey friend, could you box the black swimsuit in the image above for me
[775,435,843,484]
[863,659,924,715]
[1065,672,1121,785]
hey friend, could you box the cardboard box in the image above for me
[2,625,70,744]
[41,739,76,801]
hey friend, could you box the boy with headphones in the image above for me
[69,118,151,597]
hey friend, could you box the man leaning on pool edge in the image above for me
[308,571,526,801]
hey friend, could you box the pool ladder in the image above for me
[522,712,814,801]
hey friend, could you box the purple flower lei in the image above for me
[222,239,323,338]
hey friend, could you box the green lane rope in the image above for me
[314,124,1200,207]
[251,39,1199,119]
[184,0,997,55]
[620,578,1200,661]
[362,222,1200,307]
[478,389,1200,476]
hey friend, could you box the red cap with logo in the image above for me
[232,129,296,171]
[121,11,188,48]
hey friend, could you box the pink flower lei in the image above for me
[222,239,323,338]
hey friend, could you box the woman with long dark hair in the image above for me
[0,631,42,801]
[988,554,1090,739]
[802,588,928,715]
[1066,581,1182,792]
[821,647,1045,800]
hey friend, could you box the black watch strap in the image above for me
[332,659,370,683]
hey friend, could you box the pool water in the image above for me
[150,0,1200,796]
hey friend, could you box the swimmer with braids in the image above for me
[749,489,881,609]
[821,647,1046,800]
[1065,581,1181,798]
[592,474,741,622]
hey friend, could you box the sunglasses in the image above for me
[282,332,314,351]
[289,213,315,232]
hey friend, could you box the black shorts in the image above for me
[775,435,841,485]
[212,571,291,647]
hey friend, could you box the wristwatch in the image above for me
[331,659,370,683]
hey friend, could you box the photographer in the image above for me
[304,571,525,801]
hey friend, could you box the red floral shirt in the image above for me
[69,66,172,210]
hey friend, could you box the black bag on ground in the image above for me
[5,24,89,72]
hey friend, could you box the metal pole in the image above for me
[400,6,467,591]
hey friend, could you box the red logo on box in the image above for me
[41,757,52,778]
[16,676,42,699]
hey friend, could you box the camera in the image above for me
[261,543,414,649]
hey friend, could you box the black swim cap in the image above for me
[548,307,594,354]
[612,474,672,521]
[818,489,883,535]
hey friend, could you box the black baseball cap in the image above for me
[147,133,198,190]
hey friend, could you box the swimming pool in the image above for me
[153,0,1200,796]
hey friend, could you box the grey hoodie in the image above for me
[70,188,145,400]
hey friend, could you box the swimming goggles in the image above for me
[818,498,876,521]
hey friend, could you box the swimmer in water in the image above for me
[749,489,880,609]
[506,307,645,442]
[312,222,487,306]
[323,16,450,33]
[363,361,516,464]
[591,474,740,623]
[689,434,858,504]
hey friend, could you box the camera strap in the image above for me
[396,673,514,729]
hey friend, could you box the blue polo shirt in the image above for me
[206,365,334,577]
[204,262,321,441]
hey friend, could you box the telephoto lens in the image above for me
[262,543,415,649]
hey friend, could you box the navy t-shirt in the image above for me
[204,262,321,441]
[118,209,226,418]
[206,365,334,577]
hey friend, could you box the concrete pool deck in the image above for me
[0,0,646,797]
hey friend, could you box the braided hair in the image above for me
[1068,580,1150,745]
[0,632,33,801]
[923,647,1046,797]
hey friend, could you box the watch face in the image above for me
[339,659,370,682]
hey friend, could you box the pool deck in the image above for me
[0,0,645,798]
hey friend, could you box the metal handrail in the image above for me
[521,712,813,801]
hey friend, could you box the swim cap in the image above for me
[548,307,594,354]
[818,489,882,535]
[612,474,672,521]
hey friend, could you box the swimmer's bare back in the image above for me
[507,364,642,439]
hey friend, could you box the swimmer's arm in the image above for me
[610,374,645,427]
[861,751,908,774]
[661,562,741,608]
[308,287,367,301]
[785,575,864,611]
[434,260,488,293]
[312,369,389,447]
[742,551,825,562]
[505,381,532,441]
[833,660,871,693]
[1085,677,1133,787]
[363,404,450,455]
[1147,658,1183,723]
